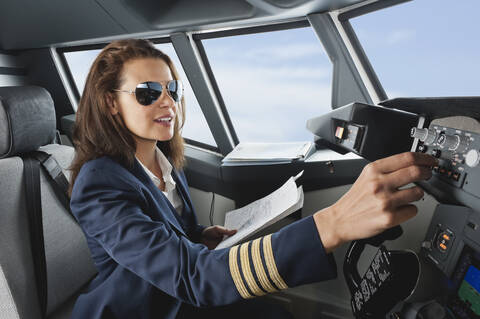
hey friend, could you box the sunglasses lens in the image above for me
[134,81,183,105]
[135,82,162,106]
[167,80,183,102]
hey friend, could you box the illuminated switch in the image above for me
[439,243,447,251]
[442,234,450,241]
[335,126,345,139]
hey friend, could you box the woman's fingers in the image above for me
[370,152,437,174]
[213,226,236,236]
[385,165,433,189]
[389,186,425,208]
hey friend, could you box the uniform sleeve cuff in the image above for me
[271,215,337,287]
[190,224,207,243]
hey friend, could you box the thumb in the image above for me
[224,228,237,235]
[216,226,234,233]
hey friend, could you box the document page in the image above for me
[215,171,304,250]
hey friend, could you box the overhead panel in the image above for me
[0,0,369,49]
[0,0,125,50]
[121,0,256,29]
[263,0,312,8]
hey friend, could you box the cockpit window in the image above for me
[64,49,101,95]
[350,0,479,98]
[202,27,332,143]
[63,43,217,148]
[154,44,216,147]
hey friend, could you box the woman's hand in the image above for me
[201,226,237,250]
[314,152,438,253]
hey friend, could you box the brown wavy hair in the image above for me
[68,39,186,196]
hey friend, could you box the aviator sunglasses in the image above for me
[113,80,184,106]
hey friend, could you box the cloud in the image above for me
[178,41,333,143]
[243,43,327,61]
[208,63,332,142]
[182,61,332,143]
[206,42,327,63]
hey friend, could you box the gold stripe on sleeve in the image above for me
[251,238,278,293]
[263,234,288,290]
[229,245,253,299]
[239,242,265,296]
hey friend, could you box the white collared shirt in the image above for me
[136,148,184,216]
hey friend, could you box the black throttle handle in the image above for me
[343,226,420,318]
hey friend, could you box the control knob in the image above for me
[410,128,437,145]
[465,149,480,168]
[437,133,469,152]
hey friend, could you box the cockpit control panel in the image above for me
[308,97,480,318]
[411,118,480,204]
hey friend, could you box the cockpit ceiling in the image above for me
[0,0,367,50]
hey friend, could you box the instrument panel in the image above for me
[410,116,480,208]
[411,123,480,199]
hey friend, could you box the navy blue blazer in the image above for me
[69,155,337,319]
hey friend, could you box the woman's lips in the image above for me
[154,116,173,127]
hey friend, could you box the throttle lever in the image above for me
[344,226,420,318]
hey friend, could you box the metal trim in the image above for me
[338,0,412,21]
[193,19,309,40]
[171,32,235,155]
[50,47,81,111]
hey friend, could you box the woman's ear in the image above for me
[106,93,119,115]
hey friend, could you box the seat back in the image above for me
[0,86,97,318]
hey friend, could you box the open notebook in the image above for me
[222,142,314,166]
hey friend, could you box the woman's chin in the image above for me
[155,132,174,142]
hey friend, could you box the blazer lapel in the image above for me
[170,168,194,217]
[131,158,187,237]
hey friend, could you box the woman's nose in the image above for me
[155,89,175,108]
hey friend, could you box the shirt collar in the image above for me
[135,147,176,192]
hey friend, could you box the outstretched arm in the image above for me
[70,161,336,307]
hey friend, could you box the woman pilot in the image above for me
[68,39,436,319]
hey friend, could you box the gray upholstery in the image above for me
[0,147,98,318]
[0,86,56,159]
[39,145,97,316]
[0,156,42,319]
[0,86,97,318]
[0,265,20,319]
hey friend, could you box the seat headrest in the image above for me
[0,86,56,158]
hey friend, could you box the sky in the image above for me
[65,0,480,147]
[351,0,480,98]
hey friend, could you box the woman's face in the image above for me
[111,57,177,143]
